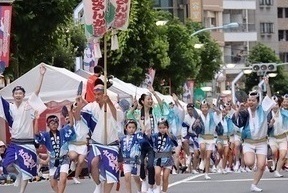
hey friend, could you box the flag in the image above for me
[111,0,131,30]
[83,0,109,39]
[110,0,131,50]
[0,5,12,70]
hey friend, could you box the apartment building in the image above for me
[278,1,288,64]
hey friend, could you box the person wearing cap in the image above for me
[81,78,124,193]
[0,141,16,184]
[197,99,221,180]
[267,95,288,178]
[35,106,75,193]
[181,103,202,174]
[85,65,103,103]
[0,64,47,193]
[232,77,276,192]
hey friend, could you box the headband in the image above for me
[46,115,59,124]
[249,91,259,97]
[93,84,104,91]
[272,95,278,102]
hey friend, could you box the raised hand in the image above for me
[39,63,46,75]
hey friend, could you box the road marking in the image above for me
[182,177,288,183]
[168,174,204,188]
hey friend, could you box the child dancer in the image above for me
[119,119,142,193]
[152,118,178,193]
[35,105,75,193]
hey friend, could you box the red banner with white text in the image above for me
[0,5,12,70]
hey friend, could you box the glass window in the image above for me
[285,8,288,18]
[286,30,288,41]
[279,30,284,41]
[259,0,265,5]
[265,0,273,5]
[267,23,274,33]
[278,8,283,18]
[260,23,265,33]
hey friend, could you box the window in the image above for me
[279,30,284,41]
[280,52,288,63]
[278,8,283,18]
[278,30,288,41]
[260,0,273,6]
[260,23,274,34]
[285,8,288,18]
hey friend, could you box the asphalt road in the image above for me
[0,171,287,193]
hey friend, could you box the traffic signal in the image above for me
[252,63,277,72]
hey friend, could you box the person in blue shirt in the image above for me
[119,119,142,193]
[151,118,177,193]
[35,106,75,193]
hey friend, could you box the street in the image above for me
[0,171,287,193]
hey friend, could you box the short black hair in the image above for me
[12,86,26,94]
[94,66,103,74]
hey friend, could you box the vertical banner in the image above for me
[140,67,156,88]
[83,43,98,72]
[190,0,202,22]
[0,5,12,70]
[110,0,131,30]
[83,0,108,39]
[182,79,194,103]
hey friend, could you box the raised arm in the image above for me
[104,94,117,120]
[264,76,272,98]
[33,111,40,135]
[148,85,162,105]
[35,63,46,96]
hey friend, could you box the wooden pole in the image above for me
[103,34,107,145]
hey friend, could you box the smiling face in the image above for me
[12,90,25,104]
[158,122,168,135]
[142,94,153,108]
[200,103,209,115]
[247,96,259,110]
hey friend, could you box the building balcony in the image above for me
[223,0,256,10]
[224,55,246,64]
[224,32,257,42]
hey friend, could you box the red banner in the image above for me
[0,5,12,69]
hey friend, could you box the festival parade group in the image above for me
[1,63,288,193]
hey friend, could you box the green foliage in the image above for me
[245,43,288,94]
[6,0,84,78]
[108,0,170,85]
[186,21,222,85]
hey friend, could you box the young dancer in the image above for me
[267,95,288,177]
[232,77,275,192]
[119,119,142,193]
[152,118,178,193]
[0,64,47,193]
[68,97,89,184]
[35,106,76,193]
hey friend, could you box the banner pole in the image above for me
[104,34,108,145]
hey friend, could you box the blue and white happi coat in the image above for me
[35,125,76,169]
[81,101,124,183]
[152,133,178,167]
[232,96,276,140]
[198,111,221,135]
[0,93,46,180]
[119,132,143,164]
[267,108,288,137]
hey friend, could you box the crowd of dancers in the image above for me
[0,64,288,193]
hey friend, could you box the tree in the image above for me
[107,0,170,86]
[155,18,201,94]
[245,43,288,95]
[186,22,222,85]
[6,0,84,78]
